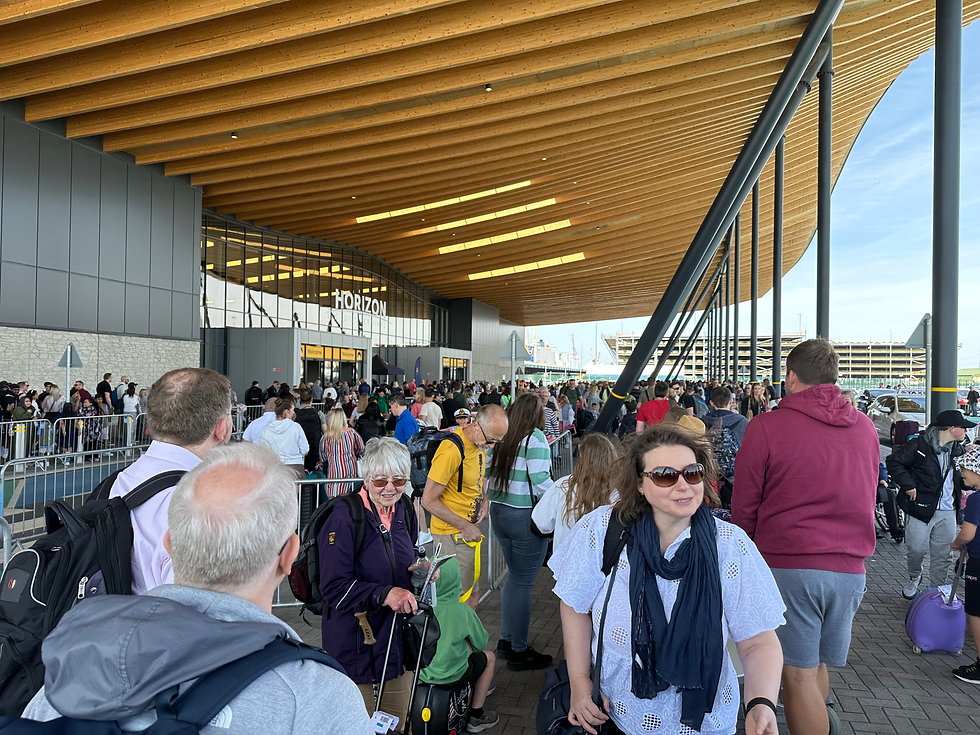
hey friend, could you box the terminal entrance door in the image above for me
[442,357,468,382]
[302,345,364,386]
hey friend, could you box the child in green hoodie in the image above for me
[420,558,498,733]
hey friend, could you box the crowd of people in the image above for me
[4,342,980,735]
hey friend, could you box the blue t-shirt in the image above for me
[394,409,420,445]
[964,491,980,557]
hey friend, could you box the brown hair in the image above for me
[487,393,544,493]
[614,424,720,525]
[274,395,295,418]
[786,338,839,386]
[299,388,313,404]
[563,434,620,527]
[146,368,231,446]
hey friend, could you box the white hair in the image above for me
[168,443,297,593]
[360,437,411,484]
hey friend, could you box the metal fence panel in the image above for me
[1,446,144,546]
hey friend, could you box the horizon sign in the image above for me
[333,289,388,317]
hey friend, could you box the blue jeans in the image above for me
[490,502,549,652]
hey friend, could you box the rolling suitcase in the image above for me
[906,552,967,654]
[892,420,919,446]
[411,680,472,735]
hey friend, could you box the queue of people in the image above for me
[6,347,980,735]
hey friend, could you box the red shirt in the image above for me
[636,399,670,427]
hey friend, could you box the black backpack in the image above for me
[406,428,464,496]
[0,470,185,717]
[288,492,417,617]
[292,407,323,472]
[0,637,344,734]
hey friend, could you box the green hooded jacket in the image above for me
[419,558,489,685]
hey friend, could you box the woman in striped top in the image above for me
[319,407,365,497]
[486,392,555,671]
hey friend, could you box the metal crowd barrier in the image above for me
[479,430,575,603]
[0,419,59,466]
[0,446,145,552]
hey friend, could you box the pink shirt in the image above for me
[108,441,202,594]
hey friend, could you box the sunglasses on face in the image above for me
[370,477,409,488]
[641,463,705,487]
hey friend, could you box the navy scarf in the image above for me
[627,504,723,731]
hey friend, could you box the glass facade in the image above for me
[200,213,451,347]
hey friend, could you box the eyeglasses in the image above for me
[370,477,409,488]
[477,423,501,446]
[641,463,705,487]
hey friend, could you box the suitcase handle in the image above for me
[948,551,968,606]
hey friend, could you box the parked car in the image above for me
[866,393,926,443]
[857,388,896,414]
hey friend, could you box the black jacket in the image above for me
[244,386,264,405]
[886,430,964,523]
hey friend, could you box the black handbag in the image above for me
[401,604,440,671]
[536,557,620,734]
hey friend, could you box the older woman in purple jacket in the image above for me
[318,437,419,724]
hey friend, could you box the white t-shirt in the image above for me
[532,475,618,551]
[549,506,785,735]
[418,402,443,428]
[122,394,141,413]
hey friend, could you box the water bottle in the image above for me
[411,547,428,593]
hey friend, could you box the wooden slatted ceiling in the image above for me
[3,0,976,325]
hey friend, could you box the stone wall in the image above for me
[0,326,200,393]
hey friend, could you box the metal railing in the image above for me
[0,419,60,465]
[481,430,575,602]
[1,446,145,551]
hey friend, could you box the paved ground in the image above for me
[276,444,980,734]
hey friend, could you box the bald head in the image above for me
[167,443,296,593]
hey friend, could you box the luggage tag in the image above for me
[371,711,399,733]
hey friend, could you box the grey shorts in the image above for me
[771,568,866,669]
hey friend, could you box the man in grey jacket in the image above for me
[24,442,372,734]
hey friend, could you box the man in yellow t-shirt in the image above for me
[423,405,508,608]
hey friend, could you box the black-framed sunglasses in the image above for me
[641,463,705,488]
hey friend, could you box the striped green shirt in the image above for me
[487,429,555,508]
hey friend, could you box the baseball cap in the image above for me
[934,409,975,429]
[454,408,471,419]
[956,445,980,474]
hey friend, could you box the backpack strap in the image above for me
[399,494,419,545]
[86,469,125,503]
[154,638,345,731]
[95,470,188,596]
[122,470,189,510]
[601,512,632,576]
[338,492,367,558]
[446,431,465,494]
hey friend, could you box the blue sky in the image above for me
[535,21,980,369]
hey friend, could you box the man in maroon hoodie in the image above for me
[732,339,879,735]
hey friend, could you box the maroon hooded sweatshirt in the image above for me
[731,383,879,574]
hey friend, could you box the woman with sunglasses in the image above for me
[550,424,785,735]
[486,392,556,671]
[318,437,420,725]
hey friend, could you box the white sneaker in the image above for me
[902,574,921,599]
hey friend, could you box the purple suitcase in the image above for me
[905,553,966,654]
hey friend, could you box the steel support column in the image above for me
[648,246,730,382]
[725,252,731,381]
[750,180,760,381]
[816,28,833,338]
[590,0,841,432]
[670,288,722,382]
[733,215,740,380]
[931,0,961,417]
[773,136,785,386]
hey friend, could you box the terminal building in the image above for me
[604,332,929,384]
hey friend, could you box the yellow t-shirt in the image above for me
[427,427,485,535]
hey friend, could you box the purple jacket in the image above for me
[318,497,418,686]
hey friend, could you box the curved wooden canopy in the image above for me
[4,0,976,325]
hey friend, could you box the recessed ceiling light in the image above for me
[485,83,493,92]
[351,196,356,199]
[230,131,238,139]
[541,157,547,161]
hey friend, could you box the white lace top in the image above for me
[548,505,785,735]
